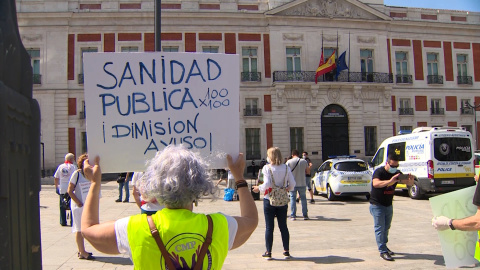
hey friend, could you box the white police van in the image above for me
[369,127,476,199]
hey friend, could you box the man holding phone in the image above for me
[369,154,414,261]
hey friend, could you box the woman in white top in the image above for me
[252,147,296,260]
[67,153,95,260]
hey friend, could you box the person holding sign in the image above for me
[432,172,480,262]
[369,154,414,261]
[80,145,258,269]
[67,153,96,260]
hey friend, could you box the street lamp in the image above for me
[465,100,480,149]
[155,0,161,52]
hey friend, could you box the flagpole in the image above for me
[348,32,350,82]
[336,30,339,81]
[322,31,324,82]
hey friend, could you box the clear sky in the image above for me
[384,0,480,12]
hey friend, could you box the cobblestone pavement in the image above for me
[39,178,472,269]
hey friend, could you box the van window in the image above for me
[387,142,406,161]
[335,161,368,172]
[371,148,384,166]
[434,138,472,161]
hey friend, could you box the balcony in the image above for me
[461,107,474,115]
[458,76,473,85]
[396,74,412,84]
[399,108,414,115]
[78,73,84,84]
[79,111,86,119]
[427,75,443,84]
[244,108,262,117]
[273,71,393,83]
[241,72,262,82]
[430,108,445,115]
[32,74,42,84]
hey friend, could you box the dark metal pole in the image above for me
[155,0,161,51]
[40,142,45,178]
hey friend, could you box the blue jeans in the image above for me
[290,187,308,217]
[369,204,393,253]
[118,181,130,201]
[264,199,289,253]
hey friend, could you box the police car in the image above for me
[312,156,372,201]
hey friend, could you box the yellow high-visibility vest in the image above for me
[127,208,229,269]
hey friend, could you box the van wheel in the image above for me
[327,185,336,201]
[408,183,424,200]
[312,182,319,195]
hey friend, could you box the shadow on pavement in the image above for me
[92,256,133,265]
[280,255,364,264]
[394,252,444,266]
[312,216,352,222]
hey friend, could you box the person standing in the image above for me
[116,172,130,203]
[68,153,96,260]
[131,171,164,215]
[370,154,413,261]
[252,147,296,260]
[54,153,77,226]
[80,145,258,269]
[298,152,315,204]
[286,150,308,220]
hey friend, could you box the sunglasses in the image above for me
[388,163,399,168]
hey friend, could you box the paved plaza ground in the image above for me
[39,178,474,269]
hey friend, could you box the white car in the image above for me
[312,156,372,201]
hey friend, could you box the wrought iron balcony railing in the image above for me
[399,108,414,115]
[427,75,443,84]
[32,74,42,84]
[430,107,445,115]
[457,76,473,85]
[241,72,262,82]
[273,71,393,83]
[78,73,84,84]
[396,74,413,84]
[461,107,474,115]
[243,108,262,116]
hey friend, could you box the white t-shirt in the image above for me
[54,162,77,194]
[69,170,95,208]
[114,213,238,259]
[131,172,164,212]
[259,164,296,199]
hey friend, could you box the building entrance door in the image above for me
[321,104,349,161]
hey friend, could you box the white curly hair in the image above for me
[136,145,215,208]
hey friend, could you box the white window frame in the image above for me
[78,45,100,76]
[399,98,411,109]
[360,48,374,74]
[395,51,408,75]
[426,52,440,76]
[286,47,302,72]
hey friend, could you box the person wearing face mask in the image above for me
[369,154,413,262]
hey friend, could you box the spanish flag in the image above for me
[315,50,336,84]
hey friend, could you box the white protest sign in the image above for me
[83,52,239,173]
[429,186,478,268]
